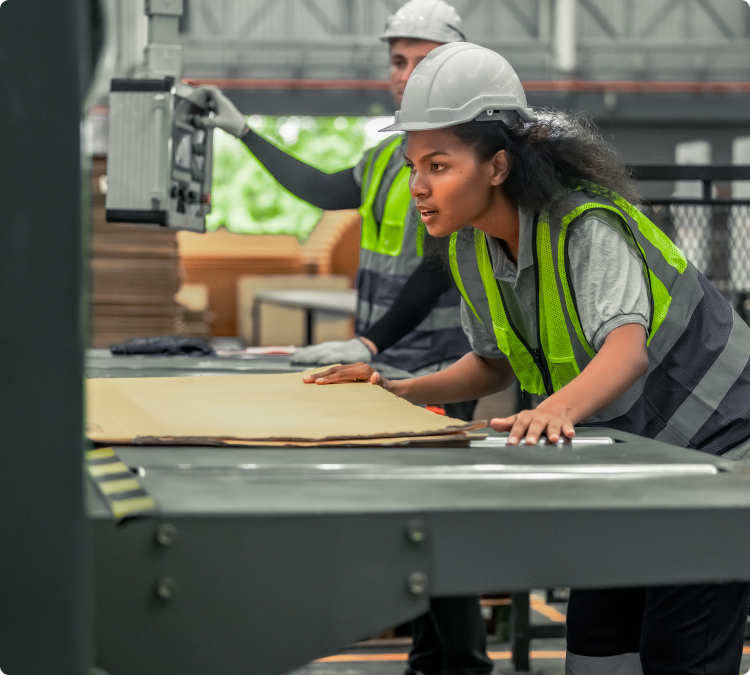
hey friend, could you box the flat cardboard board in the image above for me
[132,432,487,448]
[86,371,482,445]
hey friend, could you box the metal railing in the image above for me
[628,165,750,320]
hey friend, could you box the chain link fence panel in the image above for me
[641,202,750,320]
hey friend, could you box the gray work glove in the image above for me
[291,338,374,366]
[201,86,248,137]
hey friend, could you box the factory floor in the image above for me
[293,641,568,675]
[290,595,750,675]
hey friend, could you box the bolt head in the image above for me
[155,577,177,601]
[405,518,427,544]
[155,523,177,547]
[407,572,429,596]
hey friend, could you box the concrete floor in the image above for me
[294,641,750,675]
[289,593,750,675]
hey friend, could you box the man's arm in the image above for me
[240,129,362,211]
[202,85,362,210]
[359,260,453,354]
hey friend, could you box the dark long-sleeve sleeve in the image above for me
[360,260,453,353]
[240,128,362,210]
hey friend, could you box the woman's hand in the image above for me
[490,400,575,445]
[490,324,648,446]
[302,363,394,392]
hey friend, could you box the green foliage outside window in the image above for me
[207,115,390,241]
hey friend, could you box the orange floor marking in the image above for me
[316,655,407,662]
[316,639,750,664]
[315,651,568,663]
[529,594,567,623]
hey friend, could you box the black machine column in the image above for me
[0,0,93,673]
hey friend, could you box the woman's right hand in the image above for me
[302,363,393,392]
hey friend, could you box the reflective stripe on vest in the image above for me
[358,136,425,257]
[449,185,680,397]
[448,184,750,449]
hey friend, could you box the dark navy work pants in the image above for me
[566,583,750,674]
[406,596,493,675]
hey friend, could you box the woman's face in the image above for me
[403,128,507,238]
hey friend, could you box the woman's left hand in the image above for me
[490,401,575,445]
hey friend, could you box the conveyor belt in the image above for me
[86,350,750,675]
[86,348,415,380]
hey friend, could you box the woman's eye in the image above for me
[431,163,443,171]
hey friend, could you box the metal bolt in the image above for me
[155,577,177,601]
[405,518,427,544]
[407,572,429,596]
[155,523,177,547]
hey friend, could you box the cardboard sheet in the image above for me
[136,433,487,448]
[86,372,484,445]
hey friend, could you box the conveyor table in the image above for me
[86,350,750,675]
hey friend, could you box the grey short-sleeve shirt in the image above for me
[461,208,650,360]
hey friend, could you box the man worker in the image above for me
[203,3,492,675]
[204,0,475,415]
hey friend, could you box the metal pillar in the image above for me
[145,0,184,78]
[508,592,566,674]
[554,0,577,73]
[0,0,91,673]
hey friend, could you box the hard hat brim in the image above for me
[379,32,460,43]
[380,120,456,132]
[381,107,537,132]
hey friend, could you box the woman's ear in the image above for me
[490,149,511,186]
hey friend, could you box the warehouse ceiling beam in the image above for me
[170,0,750,83]
[694,0,735,39]
[455,0,482,22]
[378,0,401,15]
[639,0,680,38]
[578,0,619,37]
[498,0,538,37]
[197,0,222,35]
[239,0,278,39]
[300,0,347,35]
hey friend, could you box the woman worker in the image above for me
[304,42,750,675]
[203,5,492,675]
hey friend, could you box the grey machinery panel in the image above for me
[87,351,750,675]
[105,79,214,232]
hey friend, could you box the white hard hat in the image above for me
[382,42,536,132]
[380,0,465,44]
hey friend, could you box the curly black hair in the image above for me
[421,109,639,265]
[449,109,640,209]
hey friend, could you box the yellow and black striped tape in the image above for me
[86,447,158,521]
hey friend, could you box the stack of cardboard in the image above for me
[175,284,214,339]
[178,228,306,337]
[178,210,362,339]
[301,209,361,284]
[90,158,184,348]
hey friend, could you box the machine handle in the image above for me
[151,93,168,206]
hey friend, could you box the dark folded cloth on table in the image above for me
[110,336,216,357]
